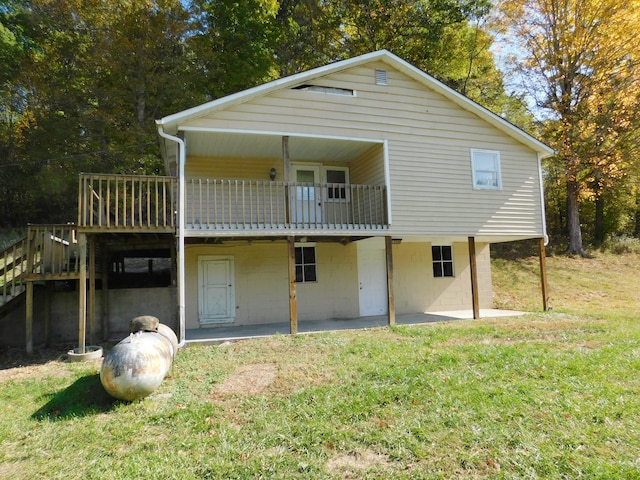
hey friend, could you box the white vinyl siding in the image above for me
[181,62,544,239]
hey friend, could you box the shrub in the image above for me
[601,234,640,254]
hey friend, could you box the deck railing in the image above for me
[0,236,28,307]
[78,174,177,231]
[1,224,80,307]
[186,179,388,231]
[78,174,388,232]
[26,224,80,278]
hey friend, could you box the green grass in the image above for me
[1,253,640,479]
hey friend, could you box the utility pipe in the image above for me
[537,152,549,246]
[156,124,186,348]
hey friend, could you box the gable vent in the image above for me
[292,84,355,96]
[375,69,388,85]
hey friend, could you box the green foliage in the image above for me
[0,0,527,228]
[600,234,640,255]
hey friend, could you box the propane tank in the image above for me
[100,316,178,401]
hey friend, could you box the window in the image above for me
[471,149,502,190]
[295,245,317,283]
[324,167,349,201]
[432,245,454,278]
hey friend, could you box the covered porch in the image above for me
[185,309,527,344]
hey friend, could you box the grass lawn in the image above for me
[1,253,639,479]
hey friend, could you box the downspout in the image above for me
[156,124,186,348]
[537,152,549,246]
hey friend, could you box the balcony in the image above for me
[78,174,388,234]
[185,179,388,232]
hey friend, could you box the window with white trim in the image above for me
[471,149,502,190]
[324,167,349,201]
[432,245,454,278]
[295,244,317,283]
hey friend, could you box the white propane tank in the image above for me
[100,317,177,401]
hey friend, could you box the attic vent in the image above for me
[375,69,388,85]
[293,84,355,96]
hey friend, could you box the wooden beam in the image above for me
[468,237,480,320]
[283,136,291,223]
[45,281,52,347]
[102,247,109,341]
[287,236,298,334]
[385,236,396,326]
[89,235,96,345]
[26,281,33,355]
[25,229,35,355]
[78,233,87,354]
[539,238,550,311]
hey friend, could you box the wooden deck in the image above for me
[78,174,388,234]
[78,173,177,233]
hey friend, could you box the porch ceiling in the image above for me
[183,131,379,162]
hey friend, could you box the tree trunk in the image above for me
[594,192,605,245]
[635,190,640,237]
[567,178,586,256]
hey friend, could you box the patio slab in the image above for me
[185,309,526,345]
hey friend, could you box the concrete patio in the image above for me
[185,309,526,345]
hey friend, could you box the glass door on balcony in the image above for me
[291,164,322,224]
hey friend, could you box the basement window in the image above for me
[293,84,355,97]
[295,244,317,283]
[432,245,454,278]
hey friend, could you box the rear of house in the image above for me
[156,50,552,339]
[1,50,552,351]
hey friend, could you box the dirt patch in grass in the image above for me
[325,449,390,477]
[211,363,278,398]
[0,361,75,383]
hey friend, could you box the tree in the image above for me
[190,0,280,99]
[494,0,640,254]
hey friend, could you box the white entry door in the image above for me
[198,256,235,324]
[357,239,388,316]
[291,164,322,224]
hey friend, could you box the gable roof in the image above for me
[156,50,554,158]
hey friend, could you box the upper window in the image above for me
[295,245,317,283]
[432,245,454,278]
[324,167,349,201]
[471,149,502,190]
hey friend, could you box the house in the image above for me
[0,50,553,353]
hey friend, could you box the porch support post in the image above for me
[25,228,35,355]
[26,281,33,355]
[468,236,480,320]
[287,236,298,334]
[538,237,549,311]
[78,232,87,354]
[385,236,396,326]
[283,136,291,224]
[89,235,96,345]
[44,281,52,347]
[101,246,109,341]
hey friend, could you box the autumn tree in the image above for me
[494,0,640,254]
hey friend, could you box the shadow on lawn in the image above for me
[32,373,118,420]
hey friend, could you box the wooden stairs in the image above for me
[1,225,81,312]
